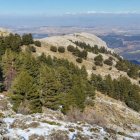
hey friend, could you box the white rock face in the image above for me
[40,32,113,52]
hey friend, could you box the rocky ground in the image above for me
[0,93,140,140]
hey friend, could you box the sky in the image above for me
[0,0,140,27]
[0,0,140,16]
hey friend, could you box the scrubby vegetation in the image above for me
[34,40,41,47]
[76,57,83,63]
[27,45,36,53]
[73,41,110,54]
[58,46,65,53]
[0,33,140,114]
[67,46,88,60]
[94,54,103,66]
[50,46,57,52]
[104,58,113,66]
[67,45,75,52]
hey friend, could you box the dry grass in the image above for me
[66,92,140,132]
[34,42,139,85]
[66,106,107,127]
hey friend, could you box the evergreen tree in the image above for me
[39,65,62,110]
[104,75,114,96]
[57,66,72,93]
[21,51,40,78]
[80,65,88,79]
[22,33,34,45]
[70,75,86,110]
[1,49,17,90]
[10,71,42,113]
[127,65,139,79]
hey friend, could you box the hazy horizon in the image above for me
[0,13,140,29]
[0,0,140,28]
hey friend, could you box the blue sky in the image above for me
[0,0,140,16]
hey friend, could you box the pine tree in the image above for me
[1,49,17,90]
[39,65,62,110]
[21,51,40,78]
[127,65,139,79]
[104,75,114,96]
[57,66,72,93]
[10,70,42,113]
[70,75,86,110]
[22,33,33,45]
[80,65,88,79]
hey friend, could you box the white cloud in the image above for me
[65,11,140,15]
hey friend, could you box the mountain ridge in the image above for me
[40,32,113,52]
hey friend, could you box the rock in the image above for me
[29,134,45,140]
[11,119,40,129]
[0,134,3,140]
[48,130,69,140]
[0,119,4,124]
[76,132,90,140]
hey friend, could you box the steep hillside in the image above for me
[0,32,140,140]
[37,33,139,85]
[0,93,140,140]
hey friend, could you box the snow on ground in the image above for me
[0,94,140,140]
[1,113,139,140]
[2,114,102,140]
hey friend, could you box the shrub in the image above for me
[76,57,83,63]
[109,56,114,61]
[50,46,57,52]
[109,67,112,70]
[115,60,128,72]
[94,61,103,66]
[67,45,75,52]
[0,112,4,118]
[92,66,96,70]
[127,66,139,79]
[66,107,84,122]
[28,46,36,52]
[94,54,103,66]
[79,50,88,59]
[42,120,61,126]
[0,82,4,92]
[94,54,103,62]
[104,59,113,66]
[58,46,65,53]
[69,128,75,132]
[34,41,41,47]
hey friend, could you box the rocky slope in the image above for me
[0,93,140,140]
